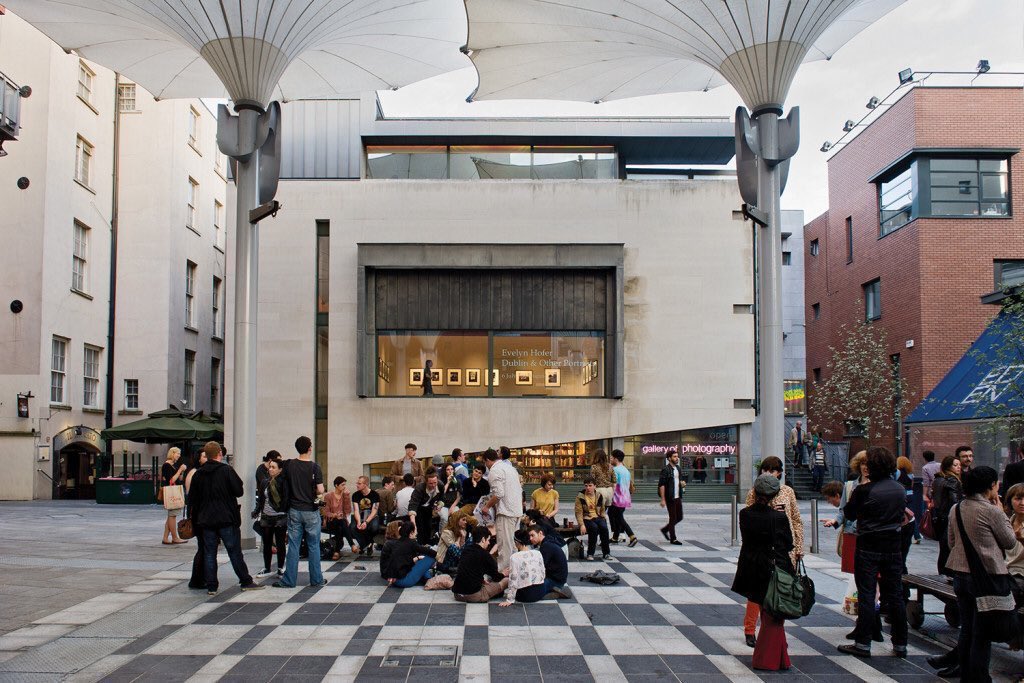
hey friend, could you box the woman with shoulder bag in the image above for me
[932,455,964,576]
[253,458,290,578]
[943,467,1017,683]
[732,474,795,671]
[161,447,188,545]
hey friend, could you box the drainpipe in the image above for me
[103,74,121,474]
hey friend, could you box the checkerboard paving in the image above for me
[95,539,949,682]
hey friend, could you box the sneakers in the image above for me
[549,585,573,599]
[893,646,908,659]
[627,536,639,548]
[837,644,871,658]
[602,555,616,562]
[255,568,274,578]
[240,584,265,592]
[271,581,294,588]
[660,528,671,542]
[310,579,328,588]
[277,569,284,577]
[610,536,621,544]
[670,540,682,546]
[206,590,217,596]
[585,555,595,561]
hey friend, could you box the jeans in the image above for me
[202,525,253,591]
[394,556,435,588]
[280,509,324,587]
[354,517,379,550]
[811,465,827,492]
[953,574,994,682]
[607,506,634,539]
[852,546,907,648]
[584,517,610,557]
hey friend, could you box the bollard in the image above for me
[810,499,819,554]
[730,494,739,546]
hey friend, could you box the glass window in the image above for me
[624,427,739,485]
[77,61,94,104]
[450,145,532,179]
[531,146,617,179]
[377,331,489,397]
[188,107,200,149]
[83,345,100,408]
[812,302,820,320]
[879,165,914,235]
[996,260,1024,290]
[366,145,618,180]
[117,84,136,112]
[184,350,195,409]
[214,200,224,250]
[845,216,854,263]
[930,158,1009,218]
[784,380,805,416]
[72,221,88,292]
[864,279,881,321]
[809,239,819,257]
[210,358,221,414]
[492,332,605,397]
[317,233,329,313]
[187,178,198,229]
[75,136,93,187]
[367,145,448,179]
[51,337,67,404]
[124,379,139,411]
[782,251,792,266]
[317,327,329,406]
[212,277,222,337]
[185,262,196,328]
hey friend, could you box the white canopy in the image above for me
[4,0,470,105]
[465,0,904,110]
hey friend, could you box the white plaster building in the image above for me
[0,11,226,500]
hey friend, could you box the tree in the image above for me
[964,289,1024,443]
[809,319,910,444]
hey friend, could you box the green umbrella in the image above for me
[100,407,223,444]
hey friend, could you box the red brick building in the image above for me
[804,86,1024,465]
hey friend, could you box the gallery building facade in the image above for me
[227,96,759,501]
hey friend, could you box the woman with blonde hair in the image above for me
[436,509,476,575]
[161,446,188,545]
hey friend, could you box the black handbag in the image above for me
[954,503,1021,644]
[797,559,815,616]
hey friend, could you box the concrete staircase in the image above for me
[784,451,822,500]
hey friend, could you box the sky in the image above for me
[379,0,1024,221]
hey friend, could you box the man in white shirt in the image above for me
[482,448,524,571]
[394,473,415,518]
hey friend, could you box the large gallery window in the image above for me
[366,145,617,180]
[376,330,605,398]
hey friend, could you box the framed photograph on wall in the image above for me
[430,368,443,385]
[465,369,481,386]
[409,369,423,386]
[583,362,591,385]
[590,360,599,381]
[486,369,500,386]
[545,368,560,387]
[515,370,534,385]
[447,369,462,385]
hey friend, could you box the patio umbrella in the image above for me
[100,407,223,444]
[463,0,904,462]
[5,0,468,538]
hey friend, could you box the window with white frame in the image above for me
[51,337,67,404]
[212,276,222,337]
[187,178,198,230]
[214,199,224,249]
[184,351,195,409]
[72,221,89,293]
[124,379,139,411]
[215,152,225,175]
[211,357,221,414]
[75,136,93,187]
[188,107,200,149]
[117,83,136,112]
[185,261,197,328]
[77,61,94,104]
[83,345,101,408]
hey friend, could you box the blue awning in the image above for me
[906,310,1024,424]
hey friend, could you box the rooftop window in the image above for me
[366,145,617,180]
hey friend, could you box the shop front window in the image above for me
[624,427,739,485]
[376,330,604,398]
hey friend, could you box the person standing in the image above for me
[323,476,358,558]
[608,449,638,547]
[658,449,685,545]
[921,451,940,509]
[731,474,795,671]
[957,446,975,478]
[161,447,188,545]
[273,436,326,589]
[837,447,908,659]
[945,466,1015,682]
[482,448,524,572]
[741,456,804,647]
[185,448,208,589]
[575,477,614,562]
[823,451,869,575]
[189,441,263,596]
[409,469,442,545]
[999,443,1024,498]
[589,449,614,511]
[352,475,381,557]
[255,450,281,493]
[811,442,828,493]
[389,443,423,486]
[789,420,805,467]
[932,455,964,576]
[253,457,289,577]
[692,454,708,484]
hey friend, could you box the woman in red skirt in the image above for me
[731,474,795,671]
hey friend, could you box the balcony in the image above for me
[1,70,26,156]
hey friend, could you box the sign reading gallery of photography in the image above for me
[376,331,605,397]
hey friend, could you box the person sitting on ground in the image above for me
[379,520,436,588]
[323,476,359,559]
[530,473,560,522]
[409,468,443,545]
[499,529,549,607]
[528,524,571,599]
[575,477,614,562]
[395,473,416,519]
[452,527,508,602]
[351,476,380,558]
[375,476,397,526]
[439,463,462,527]
[436,509,476,575]
[524,509,567,549]
[384,520,403,542]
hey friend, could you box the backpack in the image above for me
[566,537,585,561]
[320,537,337,561]
[581,570,620,585]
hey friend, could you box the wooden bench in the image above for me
[903,573,960,629]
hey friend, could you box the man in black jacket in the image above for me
[658,450,685,545]
[452,528,507,602]
[189,441,262,596]
[837,446,908,659]
[528,525,572,599]
[409,469,442,544]
[1000,443,1024,497]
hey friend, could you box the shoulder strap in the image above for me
[954,502,986,575]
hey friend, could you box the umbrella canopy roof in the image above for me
[464,0,904,111]
[100,407,223,444]
[4,0,469,105]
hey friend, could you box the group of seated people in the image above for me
[378,512,571,606]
